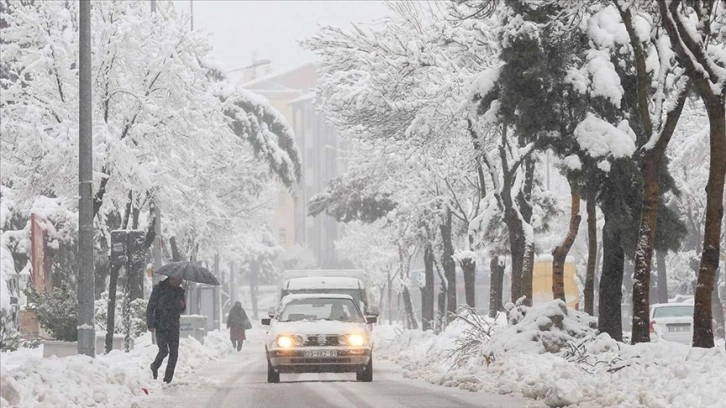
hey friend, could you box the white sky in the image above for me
[171,0,389,73]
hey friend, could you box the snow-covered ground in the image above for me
[0,329,254,407]
[374,301,726,408]
[3,306,723,408]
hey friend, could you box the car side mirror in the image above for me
[365,316,377,324]
[267,307,276,318]
[365,305,380,316]
[261,318,271,326]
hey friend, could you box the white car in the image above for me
[649,303,694,344]
[262,294,376,383]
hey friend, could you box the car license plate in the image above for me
[303,350,337,358]
[667,324,690,332]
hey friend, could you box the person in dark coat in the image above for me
[146,276,186,383]
[226,301,250,351]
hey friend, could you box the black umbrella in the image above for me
[155,261,220,285]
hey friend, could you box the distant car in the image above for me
[279,276,379,317]
[649,303,694,344]
[262,294,376,383]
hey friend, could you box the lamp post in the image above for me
[78,0,95,357]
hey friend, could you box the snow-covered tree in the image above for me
[0,0,301,288]
[657,0,726,349]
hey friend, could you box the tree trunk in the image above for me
[521,237,534,307]
[656,249,668,303]
[631,153,661,344]
[585,195,597,315]
[440,209,456,318]
[692,101,726,348]
[105,264,120,353]
[598,209,625,341]
[656,0,726,349]
[250,259,260,320]
[649,266,658,305]
[552,178,581,302]
[520,159,536,306]
[506,208,525,303]
[402,286,418,330]
[421,242,435,331]
[386,272,394,324]
[170,237,181,262]
[434,260,447,331]
[712,269,725,340]
[461,255,476,308]
[489,255,505,318]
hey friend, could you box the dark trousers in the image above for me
[231,339,243,351]
[152,328,180,382]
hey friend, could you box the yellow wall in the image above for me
[531,260,580,309]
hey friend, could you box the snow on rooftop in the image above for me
[288,91,316,105]
[241,63,316,89]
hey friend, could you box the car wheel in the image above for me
[267,359,280,383]
[356,355,373,382]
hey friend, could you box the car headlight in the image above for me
[348,334,366,347]
[276,335,302,348]
[340,334,367,347]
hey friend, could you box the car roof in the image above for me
[284,276,362,290]
[281,293,356,301]
[650,303,694,308]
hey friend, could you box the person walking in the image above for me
[146,276,186,383]
[226,301,251,351]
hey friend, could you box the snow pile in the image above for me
[375,301,726,407]
[0,329,236,407]
[491,299,597,354]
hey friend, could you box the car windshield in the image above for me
[277,297,364,323]
[284,289,365,310]
[653,305,693,318]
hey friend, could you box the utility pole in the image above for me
[148,1,162,289]
[78,0,95,358]
[190,0,194,30]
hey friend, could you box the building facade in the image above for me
[238,63,346,268]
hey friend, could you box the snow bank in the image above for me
[0,329,238,407]
[493,299,597,354]
[375,301,726,408]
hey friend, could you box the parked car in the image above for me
[649,303,694,344]
[262,294,376,383]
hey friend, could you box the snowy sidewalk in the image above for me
[0,330,235,407]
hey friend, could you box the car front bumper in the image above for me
[268,347,371,373]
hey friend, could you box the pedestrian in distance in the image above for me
[146,276,186,383]
[227,301,251,351]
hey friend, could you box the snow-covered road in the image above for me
[145,339,542,408]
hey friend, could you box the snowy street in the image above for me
[148,337,539,408]
[2,1,726,407]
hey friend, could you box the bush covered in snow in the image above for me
[493,299,598,354]
[0,310,20,352]
[95,293,148,339]
[24,283,77,342]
